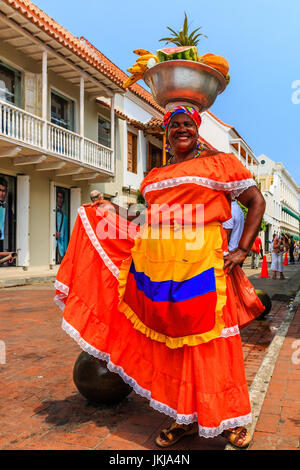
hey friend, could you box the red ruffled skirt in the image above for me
[55,204,264,438]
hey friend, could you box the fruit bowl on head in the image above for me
[143,60,227,113]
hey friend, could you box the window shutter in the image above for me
[132,134,137,173]
[24,72,36,115]
[127,131,133,172]
[127,132,137,173]
[16,175,30,267]
[70,187,81,231]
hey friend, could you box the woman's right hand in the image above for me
[223,248,248,274]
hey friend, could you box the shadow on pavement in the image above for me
[33,392,228,450]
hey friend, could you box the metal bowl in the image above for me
[143,60,227,112]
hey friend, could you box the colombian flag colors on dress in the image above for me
[118,222,227,348]
[54,152,265,438]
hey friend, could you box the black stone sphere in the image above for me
[73,351,132,405]
[255,289,272,319]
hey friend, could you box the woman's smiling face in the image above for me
[167,113,198,154]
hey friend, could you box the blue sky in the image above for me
[34,0,300,184]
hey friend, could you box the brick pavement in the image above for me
[0,285,298,450]
[250,305,300,450]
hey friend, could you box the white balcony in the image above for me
[230,138,259,177]
[0,99,114,175]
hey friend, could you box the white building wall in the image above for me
[258,154,300,239]
[123,96,154,123]
[199,112,231,152]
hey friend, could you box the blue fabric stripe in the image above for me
[129,263,216,302]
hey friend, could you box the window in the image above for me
[148,143,163,170]
[51,91,74,131]
[127,131,137,173]
[0,62,21,107]
[98,116,111,148]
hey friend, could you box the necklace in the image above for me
[167,143,206,165]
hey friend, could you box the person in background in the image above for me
[297,241,300,262]
[289,235,295,265]
[283,235,290,254]
[259,240,264,260]
[223,199,245,266]
[90,190,103,203]
[271,234,285,280]
[250,235,262,269]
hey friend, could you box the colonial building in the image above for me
[258,154,300,249]
[0,0,163,274]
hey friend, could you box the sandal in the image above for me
[155,422,198,448]
[222,426,252,448]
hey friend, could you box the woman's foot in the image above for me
[222,426,252,448]
[155,422,198,447]
[280,274,285,280]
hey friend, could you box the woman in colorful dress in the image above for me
[55,105,265,449]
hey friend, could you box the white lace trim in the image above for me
[220,325,240,338]
[54,294,66,312]
[78,206,120,279]
[54,280,69,311]
[62,318,250,438]
[54,279,69,296]
[230,180,257,199]
[142,177,256,196]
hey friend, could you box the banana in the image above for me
[122,73,143,90]
[127,64,145,74]
[132,60,149,67]
[136,54,157,63]
[133,48,152,56]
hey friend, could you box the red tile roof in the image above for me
[81,38,165,114]
[3,0,165,113]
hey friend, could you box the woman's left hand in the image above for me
[223,248,248,274]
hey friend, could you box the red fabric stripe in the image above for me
[124,272,217,338]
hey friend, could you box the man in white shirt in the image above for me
[223,199,245,258]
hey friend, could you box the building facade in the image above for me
[199,110,260,178]
[0,0,163,274]
[258,154,300,250]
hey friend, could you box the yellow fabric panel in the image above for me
[118,222,227,349]
[132,222,224,283]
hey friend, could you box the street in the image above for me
[0,259,299,450]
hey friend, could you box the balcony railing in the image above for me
[0,100,43,148]
[47,122,81,160]
[0,100,114,174]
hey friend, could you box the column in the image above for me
[238,141,241,162]
[42,49,47,149]
[110,94,115,173]
[80,76,84,162]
